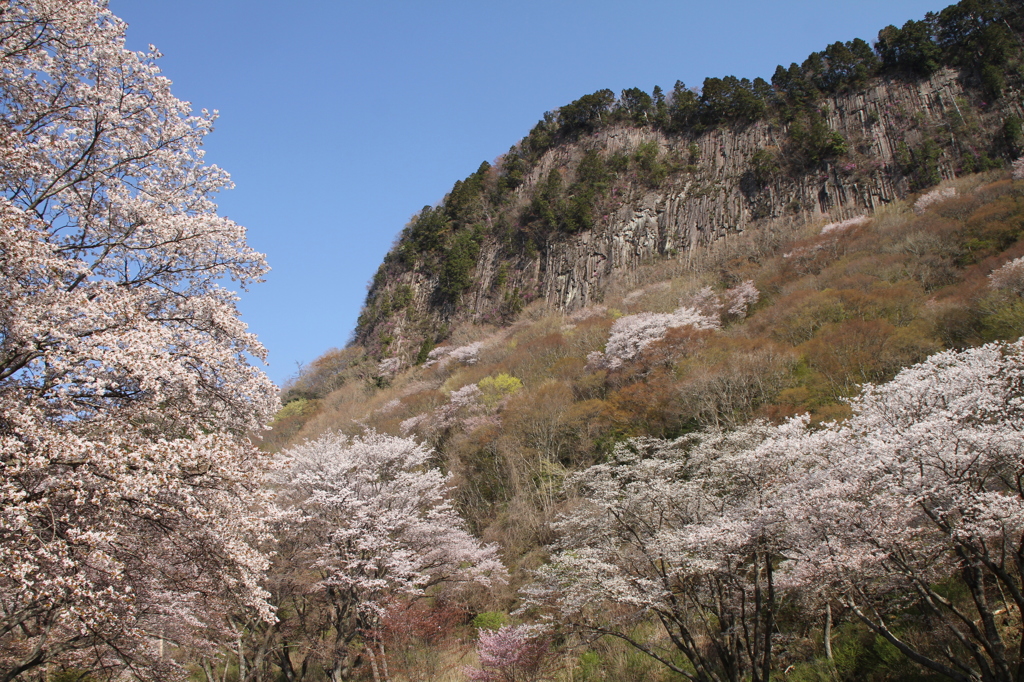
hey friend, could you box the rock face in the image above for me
[358,68,1023,359]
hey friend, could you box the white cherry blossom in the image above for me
[0,2,278,679]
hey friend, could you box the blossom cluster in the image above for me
[424,341,484,368]
[400,380,505,436]
[464,625,552,682]
[989,255,1024,296]
[913,186,957,214]
[277,431,506,621]
[819,214,870,235]
[529,338,1024,680]
[590,282,758,369]
[376,356,404,378]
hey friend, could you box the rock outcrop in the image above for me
[358,68,1023,360]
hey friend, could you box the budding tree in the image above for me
[275,431,506,682]
[0,1,278,680]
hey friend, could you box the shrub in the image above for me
[479,373,524,408]
[472,611,510,632]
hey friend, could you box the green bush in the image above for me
[471,611,508,631]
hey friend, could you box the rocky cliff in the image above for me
[356,66,1023,362]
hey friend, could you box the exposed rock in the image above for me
[359,68,1023,359]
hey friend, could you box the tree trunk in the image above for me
[761,555,775,682]
[824,604,833,661]
[237,632,246,682]
[202,658,217,682]
[278,641,296,682]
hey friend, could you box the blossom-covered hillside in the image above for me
[255,4,1024,676]
[266,167,1024,679]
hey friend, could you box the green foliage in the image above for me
[687,142,701,165]
[524,169,564,243]
[392,284,413,310]
[788,111,848,168]
[772,63,818,110]
[607,150,629,173]
[877,19,943,76]
[416,337,435,365]
[521,112,557,162]
[274,397,316,420]
[437,227,484,304]
[634,141,667,187]
[500,287,525,322]
[556,89,616,138]
[699,75,770,126]
[750,148,780,186]
[441,162,490,228]
[938,1,1017,74]
[1002,116,1023,153]
[493,262,509,290]
[521,151,614,247]
[471,611,508,631]
[981,62,1007,99]
[979,294,1024,341]
[896,139,943,191]
[826,620,943,681]
[618,87,654,125]
[652,84,669,128]
[478,373,523,408]
[666,80,700,132]
[407,205,448,254]
[809,39,881,92]
[357,282,417,339]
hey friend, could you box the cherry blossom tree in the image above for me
[989,256,1024,296]
[590,306,719,369]
[914,186,958,214]
[274,431,506,682]
[423,341,483,368]
[778,339,1024,682]
[464,625,553,682]
[590,284,758,371]
[818,214,870,235]
[524,423,797,682]
[721,280,760,318]
[0,1,277,680]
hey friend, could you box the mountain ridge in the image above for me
[353,2,1024,363]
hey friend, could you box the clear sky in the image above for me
[109,0,944,387]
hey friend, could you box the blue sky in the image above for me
[110,0,943,386]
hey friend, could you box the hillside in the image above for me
[273,166,1024,506]
[262,169,1024,679]
[259,2,1024,680]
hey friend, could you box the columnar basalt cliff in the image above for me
[356,64,1023,361]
